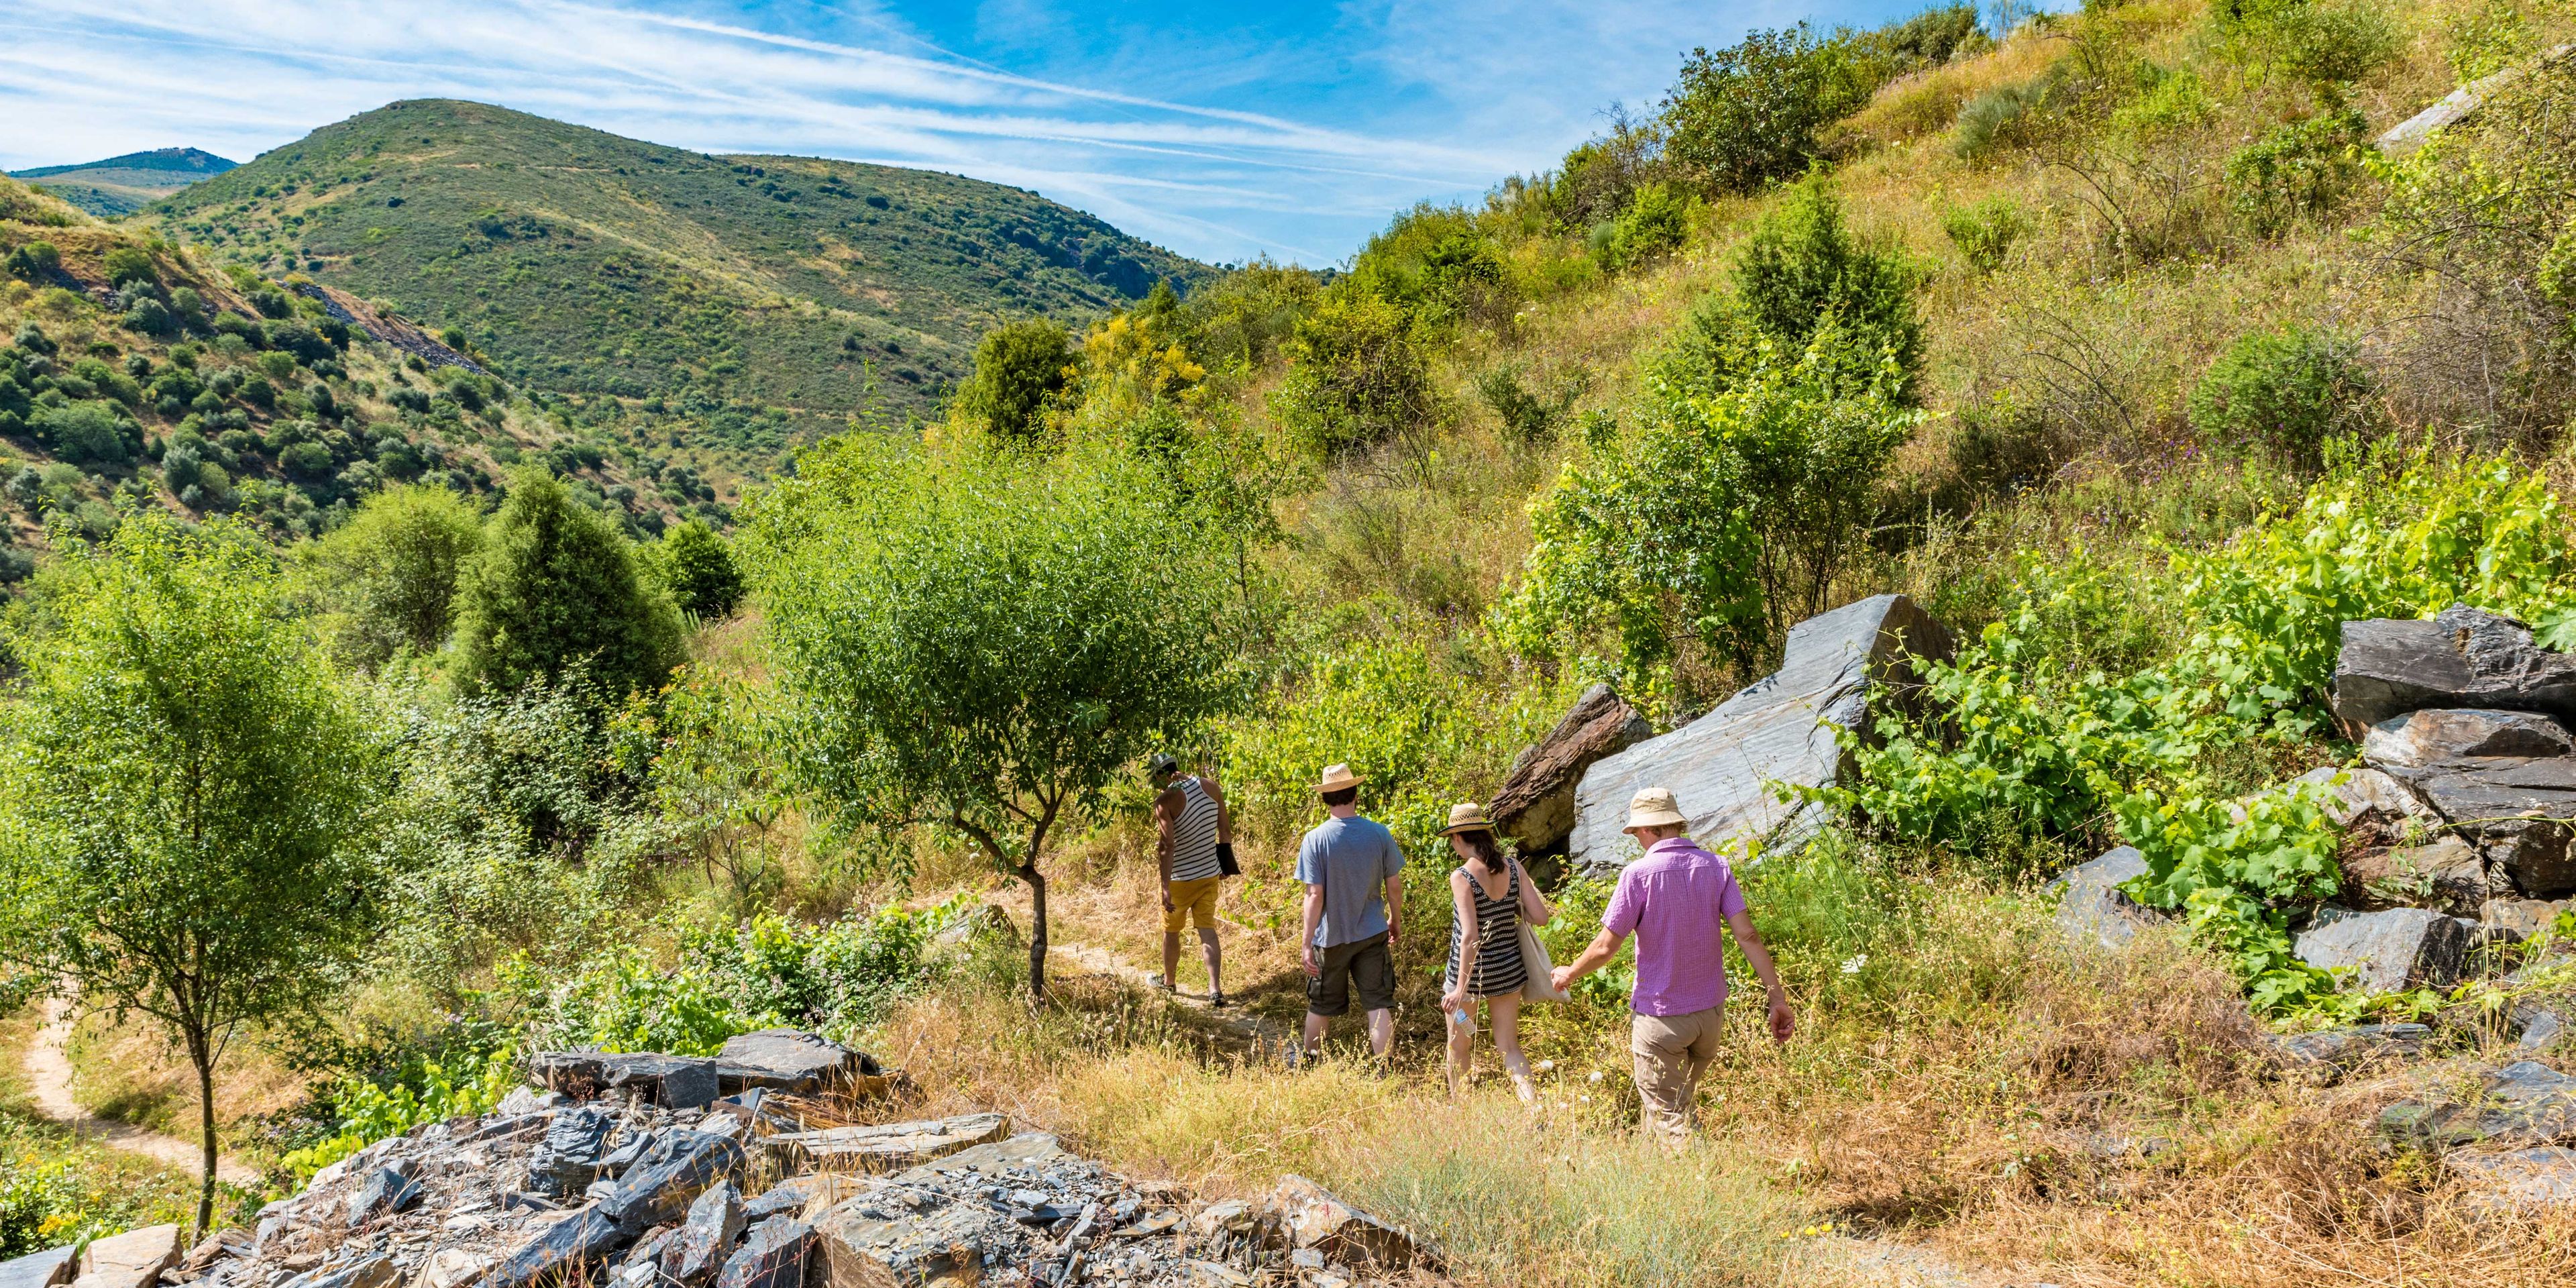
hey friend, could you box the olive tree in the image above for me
[0,513,385,1231]
[746,437,1242,997]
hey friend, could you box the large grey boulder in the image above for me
[2380,1061,2576,1150]
[486,1206,631,1288]
[2380,759,2576,896]
[601,1131,746,1234]
[0,1248,76,1288]
[2334,606,2576,733]
[2364,708,2576,767]
[658,1182,743,1285]
[2448,1146,2576,1212]
[1567,594,1951,873]
[2294,907,2473,991]
[712,1030,877,1093]
[1488,685,1652,853]
[1264,1175,1440,1273]
[70,1226,180,1288]
[529,1053,720,1110]
[2050,846,2161,948]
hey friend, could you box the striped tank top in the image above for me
[1168,777,1224,882]
[1445,861,1527,998]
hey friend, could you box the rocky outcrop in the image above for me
[2273,1023,2432,1083]
[2380,1061,2576,1150]
[2448,1146,2576,1212]
[2377,45,2575,155]
[1568,594,1951,873]
[0,1246,76,1288]
[70,1226,179,1288]
[2293,908,2473,991]
[767,1112,1010,1174]
[1489,684,1651,853]
[2050,846,2163,948]
[2334,607,2576,733]
[2364,708,2576,767]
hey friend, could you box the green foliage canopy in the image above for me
[653,520,745,620]
[952,319,1075,443]
[0,513,386,1228]
[747,437,1246,995]
[450,468,684,700]
[303,482,485,670]
[1662,23,1882,195]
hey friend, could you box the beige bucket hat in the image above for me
[1316,763,1361,794]
[1439,802,1495,835]
[1623,786,1688,833]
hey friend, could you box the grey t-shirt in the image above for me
[1295,814,1405,948]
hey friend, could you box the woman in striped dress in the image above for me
[1438,802,1554,1101]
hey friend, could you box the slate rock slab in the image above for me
[712,1219,810,1288]
[2449,1146,2576,1212]
[0,1247,76,1288]
[769,1112,1010,1175]
[524,1106,616,1197]
[278,1256,395,1288]
[2483,898,2567,940]
[73,1224,180,1288]
[1265,1175,1441,1273]
[2344,836,2486,913]
[813,1198,1016,1288]
[2049,846,2161,949]
[343,1165,422,1228]
[2335,606,2576,732]
[486,1205,631,1288]
[602,1130,745,1234]
[714,1030,878,1093]
[2379,1061,2576,1150]
[659,1181,743,1285]
[1489,684,1652,853]
[1568,594,1952,873]
[2294,907,2473,991]
[2364,708,2576,767]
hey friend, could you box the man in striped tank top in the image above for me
[1150,753,1236,1006]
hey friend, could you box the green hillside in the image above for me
[12,148,236,217]
[148,100,1214,424]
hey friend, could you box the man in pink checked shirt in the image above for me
[1552,786,1794,1142]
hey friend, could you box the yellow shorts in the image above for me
[1163,875,1223,932]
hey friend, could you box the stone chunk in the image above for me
[0,1247,76,1288]
[529,1053,722,1110]
[1569,594,1951,873]
[2449,1146,2576,1212]
[714,1030,877,1094]
[712,1220,810,1288]
[418,1249,493,1288]
[2049,846,2161,949]
[2365,708,2576,767]
[2273,1023,2431,1081]
[889,1130,1070,1183]
[2380,1061,2576,1150]
[2483,898,2567,940]
[769,1113,1010,1175]
[278,1257,394,1288]
[1489,684,1652,853]
[73,1224,180,1288]
[343,1165,422,1228]
[496,1086,568,1117]
[1265,1175,1441,1273]
[2335,606,2576,733]
[659,1181,743,1286]
[524,1106,616,1198]
[2294,908,2473,991]
[486,1206,631,1288]
[2343,836,2485,913]
[812,1198,1016,1288]
[603,1131,746,1234]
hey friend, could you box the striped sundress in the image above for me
[1169,777,1224,882]
[1444,861,1528,998]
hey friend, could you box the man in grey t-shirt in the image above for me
[1296,763,1405,1063]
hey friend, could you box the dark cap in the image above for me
[1146,753,1179,777]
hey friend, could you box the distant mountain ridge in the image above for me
[146,100,1214,427]
[11,148,237,217]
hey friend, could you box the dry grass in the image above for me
[61,1010,311,1147]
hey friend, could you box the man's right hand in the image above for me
[1550,965,1576,994]
[1302,944,1320,978]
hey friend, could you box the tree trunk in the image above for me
[189,1029,216,1236]
[1020,861,1049,1000]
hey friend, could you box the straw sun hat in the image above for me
[1315,763,1362,794]
[1623,787,1688,833]
[1438,802,1495,836]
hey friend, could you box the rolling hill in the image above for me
[148,100,1214,422]
[11,147,236,217]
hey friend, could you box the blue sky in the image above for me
[1,0,1949,264]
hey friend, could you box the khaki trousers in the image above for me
[1630,1006,1723,1142]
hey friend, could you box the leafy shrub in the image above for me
[3,243,60,280]
[1953,79,2049,159]
[2226,110,2365,238]
[1941,196,2027,273]
[951,319,1075,443]
[2224,0,2400,93]
[451,468,686,700]
[1662,23,1881,194]
[1735,177,1924,391]
[1604,182,1693,268]
[2188,326,2375,466]
[280,1044,518,1181]
[101,248,156,288]
[1271,283,1436,458]
[32,401,136,466]
[653,519,744,619]
[1474,364,1580,445]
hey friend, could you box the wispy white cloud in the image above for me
[0,0,1911,262]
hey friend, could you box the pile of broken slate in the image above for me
[0,1029,1440,1288]
[2052,604,2576,1211]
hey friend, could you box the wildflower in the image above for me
[1840,954,1868,975]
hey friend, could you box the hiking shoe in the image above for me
[1148,974,1176,994]
[1208,991,1230,1009]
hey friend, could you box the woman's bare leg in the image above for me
[1488,995,1534,1102]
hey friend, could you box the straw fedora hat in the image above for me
[1438,802,1495,836]
[1623,786,1688,833]
[1315,763,1361,794]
